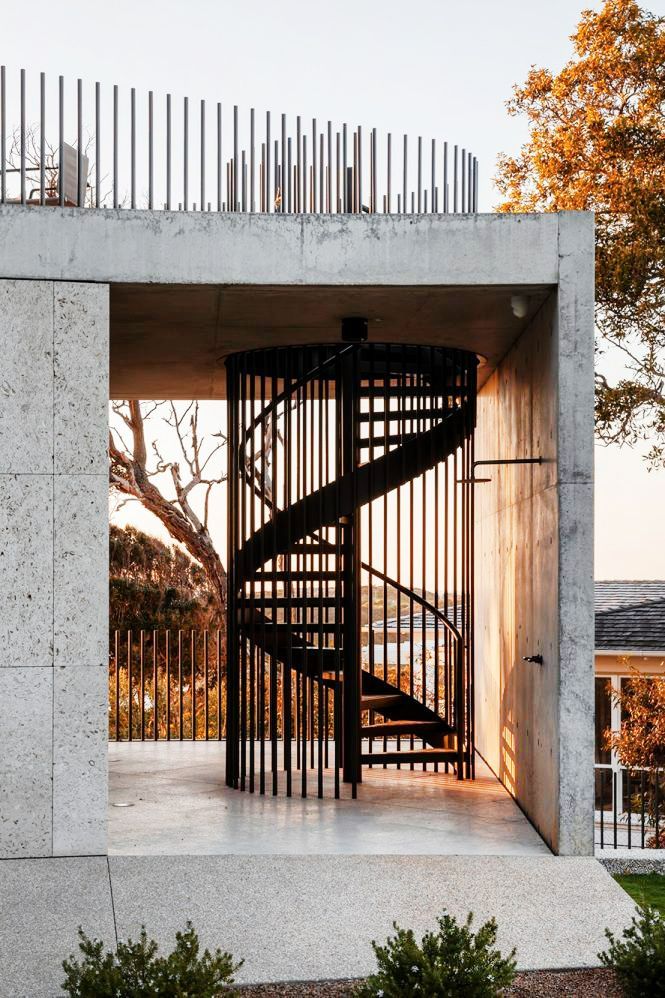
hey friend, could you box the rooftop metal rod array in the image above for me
[0,65,479,213]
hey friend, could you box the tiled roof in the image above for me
[595,581,665,614]
[595,581,665,652]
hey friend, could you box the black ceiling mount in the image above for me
[341,316,369,342]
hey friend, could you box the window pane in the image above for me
[595,677,612,764]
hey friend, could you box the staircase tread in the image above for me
[361,747,458,764]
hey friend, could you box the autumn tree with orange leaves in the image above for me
[606,671,665,845]
[496,0,665,465]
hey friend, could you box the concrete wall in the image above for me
[0,208,594,858]
[474,214,595,854]
[0,280,109,858]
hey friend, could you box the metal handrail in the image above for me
[0,64,479,214]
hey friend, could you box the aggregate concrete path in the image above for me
[0,855,635,997]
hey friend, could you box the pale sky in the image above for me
[6,0,664,579]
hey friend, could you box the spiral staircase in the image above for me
[226,341,476,797]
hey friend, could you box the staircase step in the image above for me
[269,622,339,634]
[252,571,339,582]
[361,746,458,766]
[250,597,340,608]
[360,385,464,399]
[358,407,452,423]
[361,720,444,737]
[361,694,403,712]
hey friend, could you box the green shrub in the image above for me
[355,911,516,998]
[600,904,665,997]
[61,921,242,997]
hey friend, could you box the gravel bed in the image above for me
[236,967,623,996]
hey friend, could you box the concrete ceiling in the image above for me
[110,283,552,399]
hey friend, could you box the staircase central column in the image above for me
[339,349,362,787]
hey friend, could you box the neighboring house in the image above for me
[594,581,665,812]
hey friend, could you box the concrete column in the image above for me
[0,280,109,858]
[474,212,594,855]
[555,212,595,855]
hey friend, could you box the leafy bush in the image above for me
[355,911,516,997]
[600,904,665,997]
[62,921,242,997]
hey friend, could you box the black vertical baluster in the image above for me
[59,76,65,206]
[178,629,184,741]
[433,348,440,771]
[396,346,404,766]
[365,349,374,766]
[627,769,632,849]
[382,345,389,764]
[248,354,256,790]
[283,353,292,795]
[127,630,133,740]
[336,131,341,212]
[200,99,205,212]
[217,103,222,212]
[226,360,237,785]
[600,770,604,849]
[139,629,145,739]
[148,91,154,209]
[166,630,171,740]
[216,629,222,740]
[324,368,331,769]
[183,96,188,211]
[613,770,618,848]
[240,359,247,786]
[19,69,25,205]
[114,630,120,740]
[204,629,210,742]
[153,628,158,739]
[317,358,325,797]
[265,111,271,212]
[130,87,136,209]
[271,363,279,794]
[302,367,309,795]
[656,770,661,847]
[40,72,46,205]
[268,364,276,796]
[191,629,196,741]
[166,94,172,210]
[287,137,292,213]
[327,121,332,213]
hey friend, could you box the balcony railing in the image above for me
[1,65,478,215]
[595,763,664,851]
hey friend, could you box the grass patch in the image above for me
[615,873,665,915]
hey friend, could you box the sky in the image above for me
[6,0,664,579]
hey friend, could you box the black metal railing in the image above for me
[1,65,478,214]
[595,763,664,850]
[109,629,226,741]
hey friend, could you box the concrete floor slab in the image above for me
[109,742,551,856]
[108,854,635,983]
[0,856,115,998]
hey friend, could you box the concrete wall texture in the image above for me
[475,214,595,854]
[0,208,594,857]
[0,280,109,857]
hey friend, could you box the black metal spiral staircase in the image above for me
[226,341,476,798]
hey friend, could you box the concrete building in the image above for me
[0,70,626,996]
[0,206,595,859]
